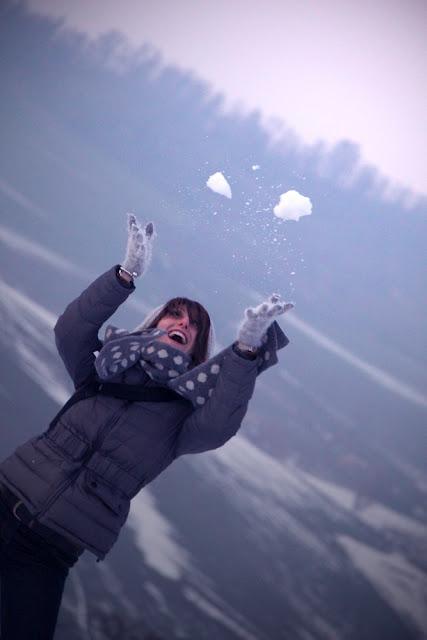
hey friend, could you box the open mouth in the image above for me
[168,330,187,345]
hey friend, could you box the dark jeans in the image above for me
[0,492,82,639]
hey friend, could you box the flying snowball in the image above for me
[273,190,312,221]
[206,172,232,199]
[252,164,260,171]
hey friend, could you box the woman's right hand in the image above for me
[121,213,155,278]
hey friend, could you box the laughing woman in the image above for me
[0,214,293,639]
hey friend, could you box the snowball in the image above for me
[252,164,260,171]
[273,190,312,221]
[206,172,232,199]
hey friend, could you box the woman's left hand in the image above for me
[237,294,294,348]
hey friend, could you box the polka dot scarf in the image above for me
[95,321,288,408]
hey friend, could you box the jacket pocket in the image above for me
[83,470,128,517]
[45,422,90,462]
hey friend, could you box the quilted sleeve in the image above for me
[54,265,135,389]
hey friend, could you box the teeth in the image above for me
[168,330,186,345]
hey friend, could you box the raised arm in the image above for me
[173,292,293,456]
[174,346,259,456]
[55,214,155,389]
[54,266,135,389]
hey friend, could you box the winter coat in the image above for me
[0,266,261,560]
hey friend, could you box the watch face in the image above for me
[237,344,256,354]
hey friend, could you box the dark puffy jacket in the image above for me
[0,266,260,560]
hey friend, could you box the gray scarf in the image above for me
[95,322,288,408]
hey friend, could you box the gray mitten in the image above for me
[121,213,155,278]
[237,294,294,348]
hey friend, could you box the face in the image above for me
[155,305,199,355]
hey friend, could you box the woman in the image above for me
[0,214,293,638]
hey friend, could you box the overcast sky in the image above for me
[25,0,426,199]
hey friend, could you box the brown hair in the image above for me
[145,297,211,367]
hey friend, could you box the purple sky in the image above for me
[25,0,427,199]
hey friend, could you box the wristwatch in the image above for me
[117,266,134,287]
[233,341,259,360]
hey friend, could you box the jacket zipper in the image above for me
[34,402,128,520]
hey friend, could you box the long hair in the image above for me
[144,297,212,367]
